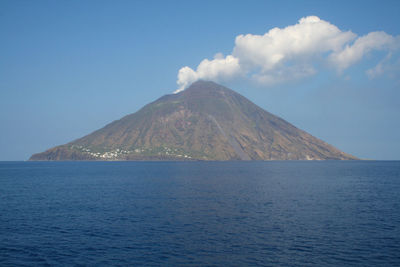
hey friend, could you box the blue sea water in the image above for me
[0,161,400,266]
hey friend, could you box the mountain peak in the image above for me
[186,80,221,89]
[182,80,229,94]
[178,81,239,105]
[30,81,357,161]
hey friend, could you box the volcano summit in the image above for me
[30,81,357,161]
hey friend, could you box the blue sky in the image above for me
[1,0,400,160]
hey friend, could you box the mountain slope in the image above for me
[30,81,357,160]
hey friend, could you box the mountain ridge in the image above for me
[30,80,357,161]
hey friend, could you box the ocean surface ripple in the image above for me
[1,161,399,266]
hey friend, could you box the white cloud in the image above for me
[329,31,397,71]
[196,54,241,81]
[366,53,391,79]
[175,16,400,92]
[366,52,400,80]
[233,16,355,72]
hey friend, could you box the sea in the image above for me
[0,161,399,266]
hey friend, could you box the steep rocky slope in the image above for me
[30,81,357,160]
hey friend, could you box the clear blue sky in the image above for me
[1,0,400,160]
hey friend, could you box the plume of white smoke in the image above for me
[175,15,399,92]
[174,54,241,93]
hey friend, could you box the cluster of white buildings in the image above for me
[71,145,192,159]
